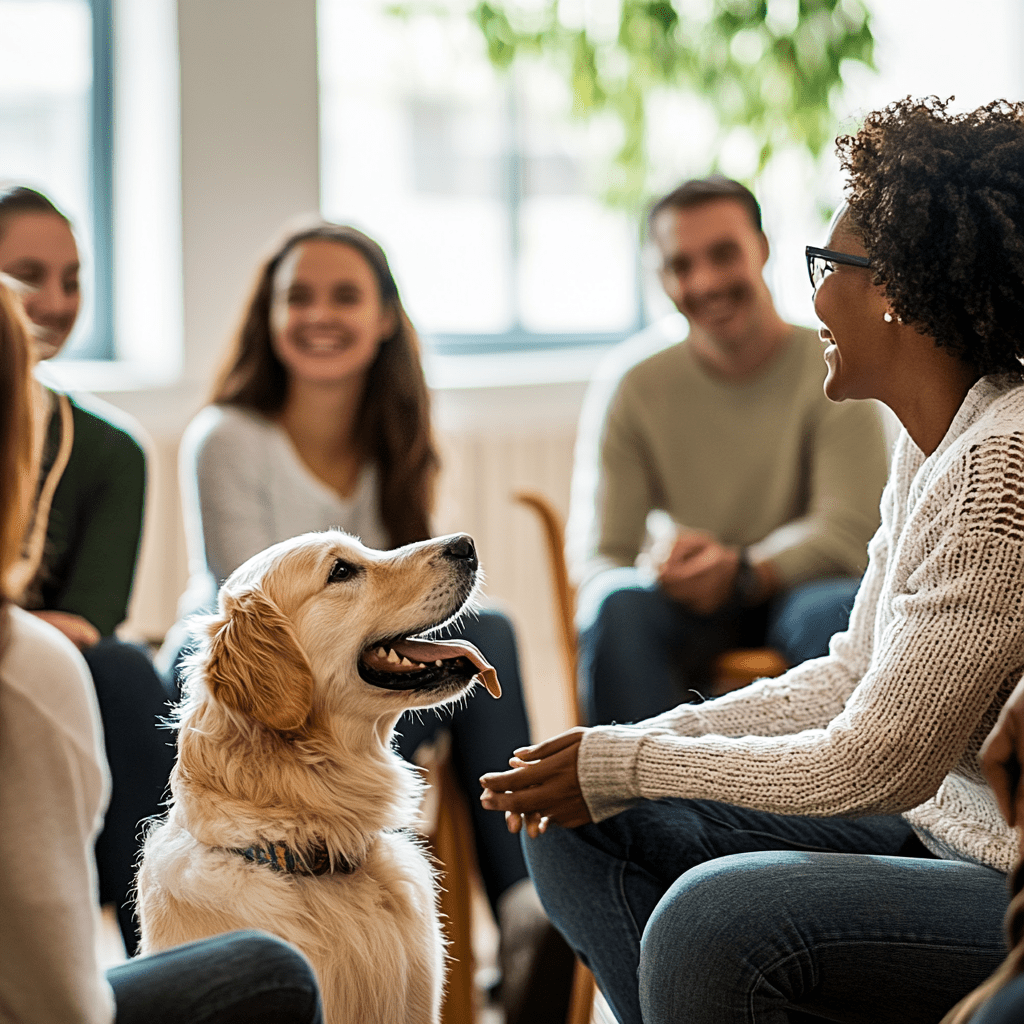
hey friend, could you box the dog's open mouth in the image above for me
[358,637,502,698]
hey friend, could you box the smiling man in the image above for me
[570,176,889,725]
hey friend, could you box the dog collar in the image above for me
[229,842,356,876]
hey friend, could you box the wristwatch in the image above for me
[732,548,761,608]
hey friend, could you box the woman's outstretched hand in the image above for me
[981,676,1024,827]
[480,727,592,838]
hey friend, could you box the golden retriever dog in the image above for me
[136,530,501,1024]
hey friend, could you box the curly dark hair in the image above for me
[837,96,1024,376]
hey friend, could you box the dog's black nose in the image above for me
[442,535,478,569]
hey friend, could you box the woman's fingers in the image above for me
[481,762,544,794]
[510,727,587,762]
[481,786,552,815]
[483,742,576,791]
[524,813,546,839]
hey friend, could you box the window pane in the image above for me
[318,0,638,346]
[516,65,636,334]
[519,197,636,333]
[0,0,95,355]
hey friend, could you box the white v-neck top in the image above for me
[179,404,389,611]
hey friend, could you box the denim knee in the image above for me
[639,853,795,1023]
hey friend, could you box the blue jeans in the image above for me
[108,931,322,1023]
[524,800,1009,1023]
[576,568,861,725]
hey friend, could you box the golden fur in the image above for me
[137,531,486,1024]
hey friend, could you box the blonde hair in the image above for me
[0,282,35,639]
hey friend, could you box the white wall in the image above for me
[40,0,588,738]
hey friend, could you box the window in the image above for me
[318,0,643,354]
[0,0,113,359]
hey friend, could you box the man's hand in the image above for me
[480,728,592,837]
[657,528,740,615]
[30,610,101,650]
[981,676,1024,828]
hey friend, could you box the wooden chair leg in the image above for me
[513,489,792,1024]
[426,747,478,1024]
[567,962,597,1024]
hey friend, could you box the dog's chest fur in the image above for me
[135,530,491,1024]
[138,816,444,1024]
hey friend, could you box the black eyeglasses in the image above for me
[805,245,871,291]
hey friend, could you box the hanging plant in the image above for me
[393,0,875,209]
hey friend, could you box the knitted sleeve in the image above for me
[578,434,1024,822]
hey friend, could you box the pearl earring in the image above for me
[883,311,894,323]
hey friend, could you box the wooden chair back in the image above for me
[513,488,788,1024]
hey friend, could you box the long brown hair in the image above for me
[942,857,1024,1023]
[0,281,35,648]
[210,221,439,547]
[0,184,69,239]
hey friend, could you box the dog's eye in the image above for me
[327,559,359,584]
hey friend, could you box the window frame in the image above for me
[83,0,114,360]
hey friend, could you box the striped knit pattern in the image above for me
[578,375,1024,873]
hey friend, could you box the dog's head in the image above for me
[195,531,499,734]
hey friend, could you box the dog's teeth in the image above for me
[386,649,400,664]
[376,647,387,658]
[400,656,413,667]
[435,660,443,667]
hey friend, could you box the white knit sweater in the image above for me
[579,375,1024,873]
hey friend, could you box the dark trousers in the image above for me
[108,931,323,1023]
[392,608,533,914]
[85,637,176,956]
[576,568,862,725]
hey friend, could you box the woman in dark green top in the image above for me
[0,185,173,955]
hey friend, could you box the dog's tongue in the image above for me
[393,638,502,698]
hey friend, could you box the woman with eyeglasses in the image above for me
[480,96,1024,1023]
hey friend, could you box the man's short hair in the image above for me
[649,176,762,234]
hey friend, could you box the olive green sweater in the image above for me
[570,320,889,590]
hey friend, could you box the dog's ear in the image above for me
[205,589,314,731]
